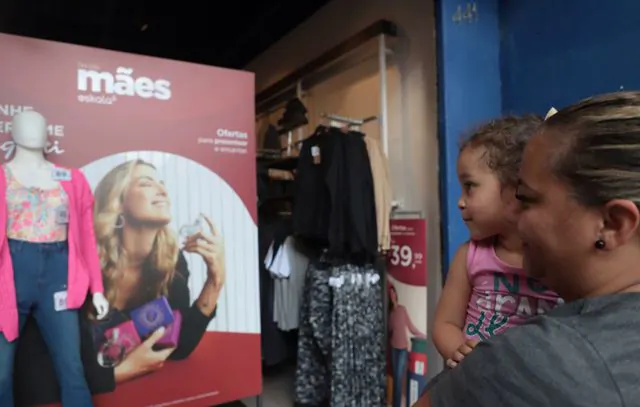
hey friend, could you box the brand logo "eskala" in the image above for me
[77,67,172,101]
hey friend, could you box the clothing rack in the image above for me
[259,114,378,159]
[254,21,397,407]
[321,113,378,131]
[256,120,307,158]
[281,121,305,156]
[257,148,282,157]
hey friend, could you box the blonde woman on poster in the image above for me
[91,159,226,383]
[388,282,426,407]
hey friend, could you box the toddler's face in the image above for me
[457,146,517,240]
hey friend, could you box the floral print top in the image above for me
[4,165,68,242]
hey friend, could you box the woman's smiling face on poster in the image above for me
[122,164,172,226]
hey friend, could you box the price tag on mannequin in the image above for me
[54,291,68,311]
[51,168,71,181]
[55,205,69,224]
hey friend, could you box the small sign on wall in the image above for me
[452,2,479,23]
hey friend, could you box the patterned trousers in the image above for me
[294,261,386,407]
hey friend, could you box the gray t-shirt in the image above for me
[429,293,640,407]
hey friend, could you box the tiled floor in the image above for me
[241,364,295,407]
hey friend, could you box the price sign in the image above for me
[387,218,427,287]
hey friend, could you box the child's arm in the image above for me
[432,243,472,360]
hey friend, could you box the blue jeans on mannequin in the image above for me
[391,347,408,407]
[0,240,93,407]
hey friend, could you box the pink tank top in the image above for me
[463,239,563,341]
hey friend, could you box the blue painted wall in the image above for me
[436,0,502,272]
[500,0,640,114]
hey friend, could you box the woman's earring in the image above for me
[594,239,606,250]
[114,214,125,229]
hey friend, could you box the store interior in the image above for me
[2,0,639,406]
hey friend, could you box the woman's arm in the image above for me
[402,306,427,339]
[432,243,472,360]
[424,320,613,407]
[168,252,218,360]
[194,279,220,317]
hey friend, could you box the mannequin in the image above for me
[0,110,108,407]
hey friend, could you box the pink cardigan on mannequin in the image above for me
[0,166,104,342]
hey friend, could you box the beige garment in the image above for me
[364,137,392,251]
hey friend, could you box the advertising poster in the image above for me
[0,33,261,406]
[386,218,428,407]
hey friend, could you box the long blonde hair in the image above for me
[93,159,179,306]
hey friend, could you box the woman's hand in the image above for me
[446,339,479,368]
[114,327,175,383]
[184,214,226,292]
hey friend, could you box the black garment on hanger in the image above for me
[262,124,281,150]
[257,162,270,205]
[293,127,334,246]
[278,98,308,130]
[293,126,378,263]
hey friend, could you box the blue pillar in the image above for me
[436,0,502,273]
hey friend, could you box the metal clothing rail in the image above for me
[321,113,378,131]
[322,113,378,125]
[260,114,378,156]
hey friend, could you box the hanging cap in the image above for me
[545,107,558,120]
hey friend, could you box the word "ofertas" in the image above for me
[77,67,172,101]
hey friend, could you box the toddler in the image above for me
[432,115,563,368]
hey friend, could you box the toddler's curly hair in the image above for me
[460,114,543,187]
